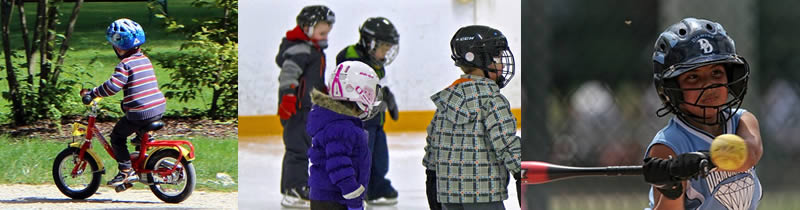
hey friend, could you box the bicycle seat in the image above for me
[143,121,165,132]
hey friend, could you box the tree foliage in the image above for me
[1,0,86,125]
[152,0,238,120]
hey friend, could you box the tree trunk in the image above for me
[51,0,82,86]
[36,0,48,99]
[209,87,221,119]
[29,0,43,84]
[15,0,33,84]
[221,2,229,38]
[2,0,26,125]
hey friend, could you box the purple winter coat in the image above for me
[306,101,371,208]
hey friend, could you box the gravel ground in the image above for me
[0,184,237,209]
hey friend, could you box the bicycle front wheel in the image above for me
[52,147,101,199]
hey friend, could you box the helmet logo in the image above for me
[465,52,475,61]
[698,38,714,54]
[455,36,474,41]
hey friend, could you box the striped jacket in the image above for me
[89,49,166,120]
[423,74,521,203]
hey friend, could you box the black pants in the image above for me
[110,114,161,170]
[280,108,312,194]
[364,113,396,199]
[426,169,442,210]
[310,200,347,210]
[514,173,521,205]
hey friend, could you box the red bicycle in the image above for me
[52,97,196,203]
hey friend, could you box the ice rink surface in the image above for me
[239,132,521,210]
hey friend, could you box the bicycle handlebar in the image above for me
[82,95,93,105]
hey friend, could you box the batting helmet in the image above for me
[652,18,749,126]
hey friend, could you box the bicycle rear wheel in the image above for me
[145,149,196,203]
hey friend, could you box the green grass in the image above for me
[0,136,237,192]
[0,0,225,122]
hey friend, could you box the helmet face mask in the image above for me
[368,40,399,66]
[659,64,749,126]
[487,44,515,88]
[450,25,515,88]
[358,17,399,66]
[652,18,750,129]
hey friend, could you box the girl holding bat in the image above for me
[643,18,763,210]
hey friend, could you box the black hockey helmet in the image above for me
[450,25,515,88]
[358,17,399,66]
[296,5,335,36]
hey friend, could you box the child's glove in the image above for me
[669,151,714,179]
[643,151,713,185]
[278,94,297,120]
[643,157,684,199]
[381,87,399,121]
[643,156,677,186]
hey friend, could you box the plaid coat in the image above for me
[423,74,521,203]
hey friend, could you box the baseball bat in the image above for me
[521,161,642,185]
[521,134,748,185]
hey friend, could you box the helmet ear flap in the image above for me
[724,58,750,103]
[654,73,669,102]
[476,51,488,68]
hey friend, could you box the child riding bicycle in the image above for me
[80,18,167,187]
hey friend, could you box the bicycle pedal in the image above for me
[114,183,134,192]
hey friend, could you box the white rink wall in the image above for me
[239,0,521,116]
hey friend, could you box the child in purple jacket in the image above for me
[306,61,380,210]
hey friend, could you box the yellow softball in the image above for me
[710,134,748,171]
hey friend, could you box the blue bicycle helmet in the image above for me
[106,18,146,50]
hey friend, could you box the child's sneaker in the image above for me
[107,168,138,186]
[367,190,398,205]
[280,186,310,208]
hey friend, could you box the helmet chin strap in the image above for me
[304,22,315,38]
[113,46,122,58]
[480,67,504,88]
